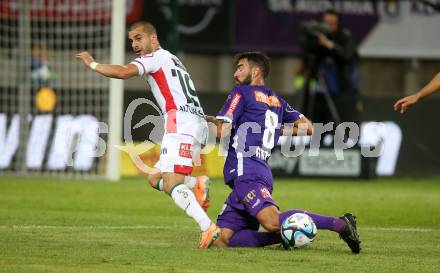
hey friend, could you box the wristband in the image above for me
[90,61,99,70]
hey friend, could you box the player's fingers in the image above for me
[76,51,89,57]
[393,100,403,111]
[400,103,408,114]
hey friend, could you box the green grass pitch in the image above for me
[1,176,440,273]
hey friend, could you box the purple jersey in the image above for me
[216,85,302,186]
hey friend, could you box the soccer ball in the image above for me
[280,213,317,249]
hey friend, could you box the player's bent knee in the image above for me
[162,179,183,194]
[162,173,186,194]
[257,206,281,232]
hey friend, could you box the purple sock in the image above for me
[228,230,282,247]
[279,209,346,233]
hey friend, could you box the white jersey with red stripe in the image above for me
[130,48,207,144]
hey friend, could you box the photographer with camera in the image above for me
[298,9,359,125]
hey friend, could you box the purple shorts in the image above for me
[216,176,278,232]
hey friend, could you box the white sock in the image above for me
[184,176,197,189]
[170,184,211,231]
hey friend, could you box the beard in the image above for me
[236,73,252,86]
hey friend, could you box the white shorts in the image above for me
[154,133,202,175]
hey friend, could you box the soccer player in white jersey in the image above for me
[76,21,219,248]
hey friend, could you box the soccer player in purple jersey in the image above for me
[206,52,361,253]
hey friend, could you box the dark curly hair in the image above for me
[235,51,270,79]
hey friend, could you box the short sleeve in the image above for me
[216,87,244,125]
[281,99,303,123]
[130,53,157,76]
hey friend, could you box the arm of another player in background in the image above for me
[281,115,313,136]
[76,51,138,79]
[394,72,440,114]
[205,115,232,140]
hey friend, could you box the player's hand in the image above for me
[76,51,95,68]
[204,115,217,123]
[393,94,419,114]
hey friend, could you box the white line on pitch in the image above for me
[0,225,439,233]
[361,227,437,232]
[0,225,183,230]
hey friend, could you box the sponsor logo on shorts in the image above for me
[260,187,272,199]
[160,148,167,155]
[243,190,256,205]
[179,143,192,158]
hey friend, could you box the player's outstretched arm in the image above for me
[394,72,440,114]
[281,116,313,136]
[205,115,232,140]
[76,51,138,79]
